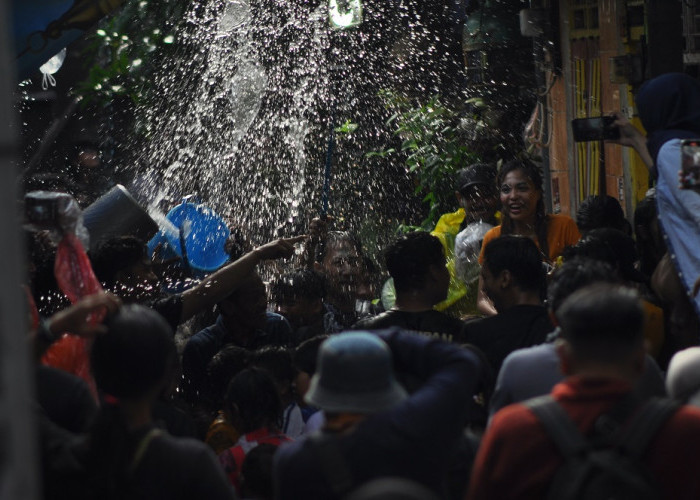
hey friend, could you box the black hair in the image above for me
[224,367,283,434]
[576,195,628,235]
[207,345,251,407]
[270,269,326,303]
[90,236,147,287]
[633,193,665,278]
[482,235,544,293]
[384,232,445,293]
[558,284,644,363]
[92,304,175,398]
[252,346,295,386]
[547,257,619,313]
[87,304,176,499]
[562,228,642,283]
[314,231,363,264]
[293,335,329,375]
[240,443,278,499]
[498,159,549,260]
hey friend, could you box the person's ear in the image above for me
[548,309,559,327]
[313,261,324,274]
[499,269,512,289]
[311,298,323,315]
[555,338,575,376]
[455,191,464,205]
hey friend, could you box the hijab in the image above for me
[636,73,700,163]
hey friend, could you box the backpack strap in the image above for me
[524,395,590,457]
[616,398,680,458]
[308,432,355,497]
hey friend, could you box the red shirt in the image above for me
[468,376,700,500]
[218,427,291,494]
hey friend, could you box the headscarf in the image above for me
[636,73,700,162]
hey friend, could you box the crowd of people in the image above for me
[25,72,700,499]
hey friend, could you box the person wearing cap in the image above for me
[429,163,499,318]
[272,329,483,499]
[666,347,700,407]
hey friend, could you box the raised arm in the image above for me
[607,111,654,170]
[179,235,306,322]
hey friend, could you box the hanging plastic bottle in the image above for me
[39,48,66,91]
[328,0,362,30]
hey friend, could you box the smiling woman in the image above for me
[475,159,581,316]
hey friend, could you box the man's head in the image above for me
[385,232,449,306]
[480,235,544,311]
[563,228,643,284]
[455,163,499,224]
[271,269,325,330]
[313,231,364,309]
[575,195,630,236]
[90,236,159,303]
[556,284,645,380]
[218,272,268,331]
[547,257,619,316]
[305,332,407,415]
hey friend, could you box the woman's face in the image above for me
[500,169,541,225]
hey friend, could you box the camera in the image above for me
[571,116,620,142]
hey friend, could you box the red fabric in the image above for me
[42,233,104,397]
[218,427,291,494]
[468,376,700,500]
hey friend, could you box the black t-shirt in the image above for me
[462,304,553,376]
[354,309,468,344]
[36,365,97,434]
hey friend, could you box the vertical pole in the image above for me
[0,2,40,499]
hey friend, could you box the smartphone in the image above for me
[571,116,620,142]
[680,139,700,189]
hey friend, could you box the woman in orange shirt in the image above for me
[477,159,580,315]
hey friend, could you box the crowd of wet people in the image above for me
[25,72,700,499]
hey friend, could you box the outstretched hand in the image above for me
[48,292,122,338]
[605,111,645,148]
[253,235,307,261]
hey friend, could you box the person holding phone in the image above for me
[475,159,580,316]
[608,73,700,325]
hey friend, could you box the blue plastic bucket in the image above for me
[147,202,230,275]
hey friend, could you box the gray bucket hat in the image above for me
[666,347,700,407]
[305,332,408,414]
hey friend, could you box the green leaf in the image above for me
[335,120,358,134]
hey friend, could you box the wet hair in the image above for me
[92,304,176,398]
[252,346,295,387]
[547,257,619,314]
[270,269,325,303]
[558,284,644,363]
[224,367,283,434]
[576,195,628,235]
[240,443,278,499]
[562,228,642,283]
[498,159,549,259]
[87,304,176,498]
[293,335,329,375]
[90,236,147,287]
[385,232,445,293]
[207,345,251,406]
[482,235,545,293]
[314,230,363,264]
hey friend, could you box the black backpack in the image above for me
[525,395,679,500]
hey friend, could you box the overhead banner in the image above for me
[13,0,125,81]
